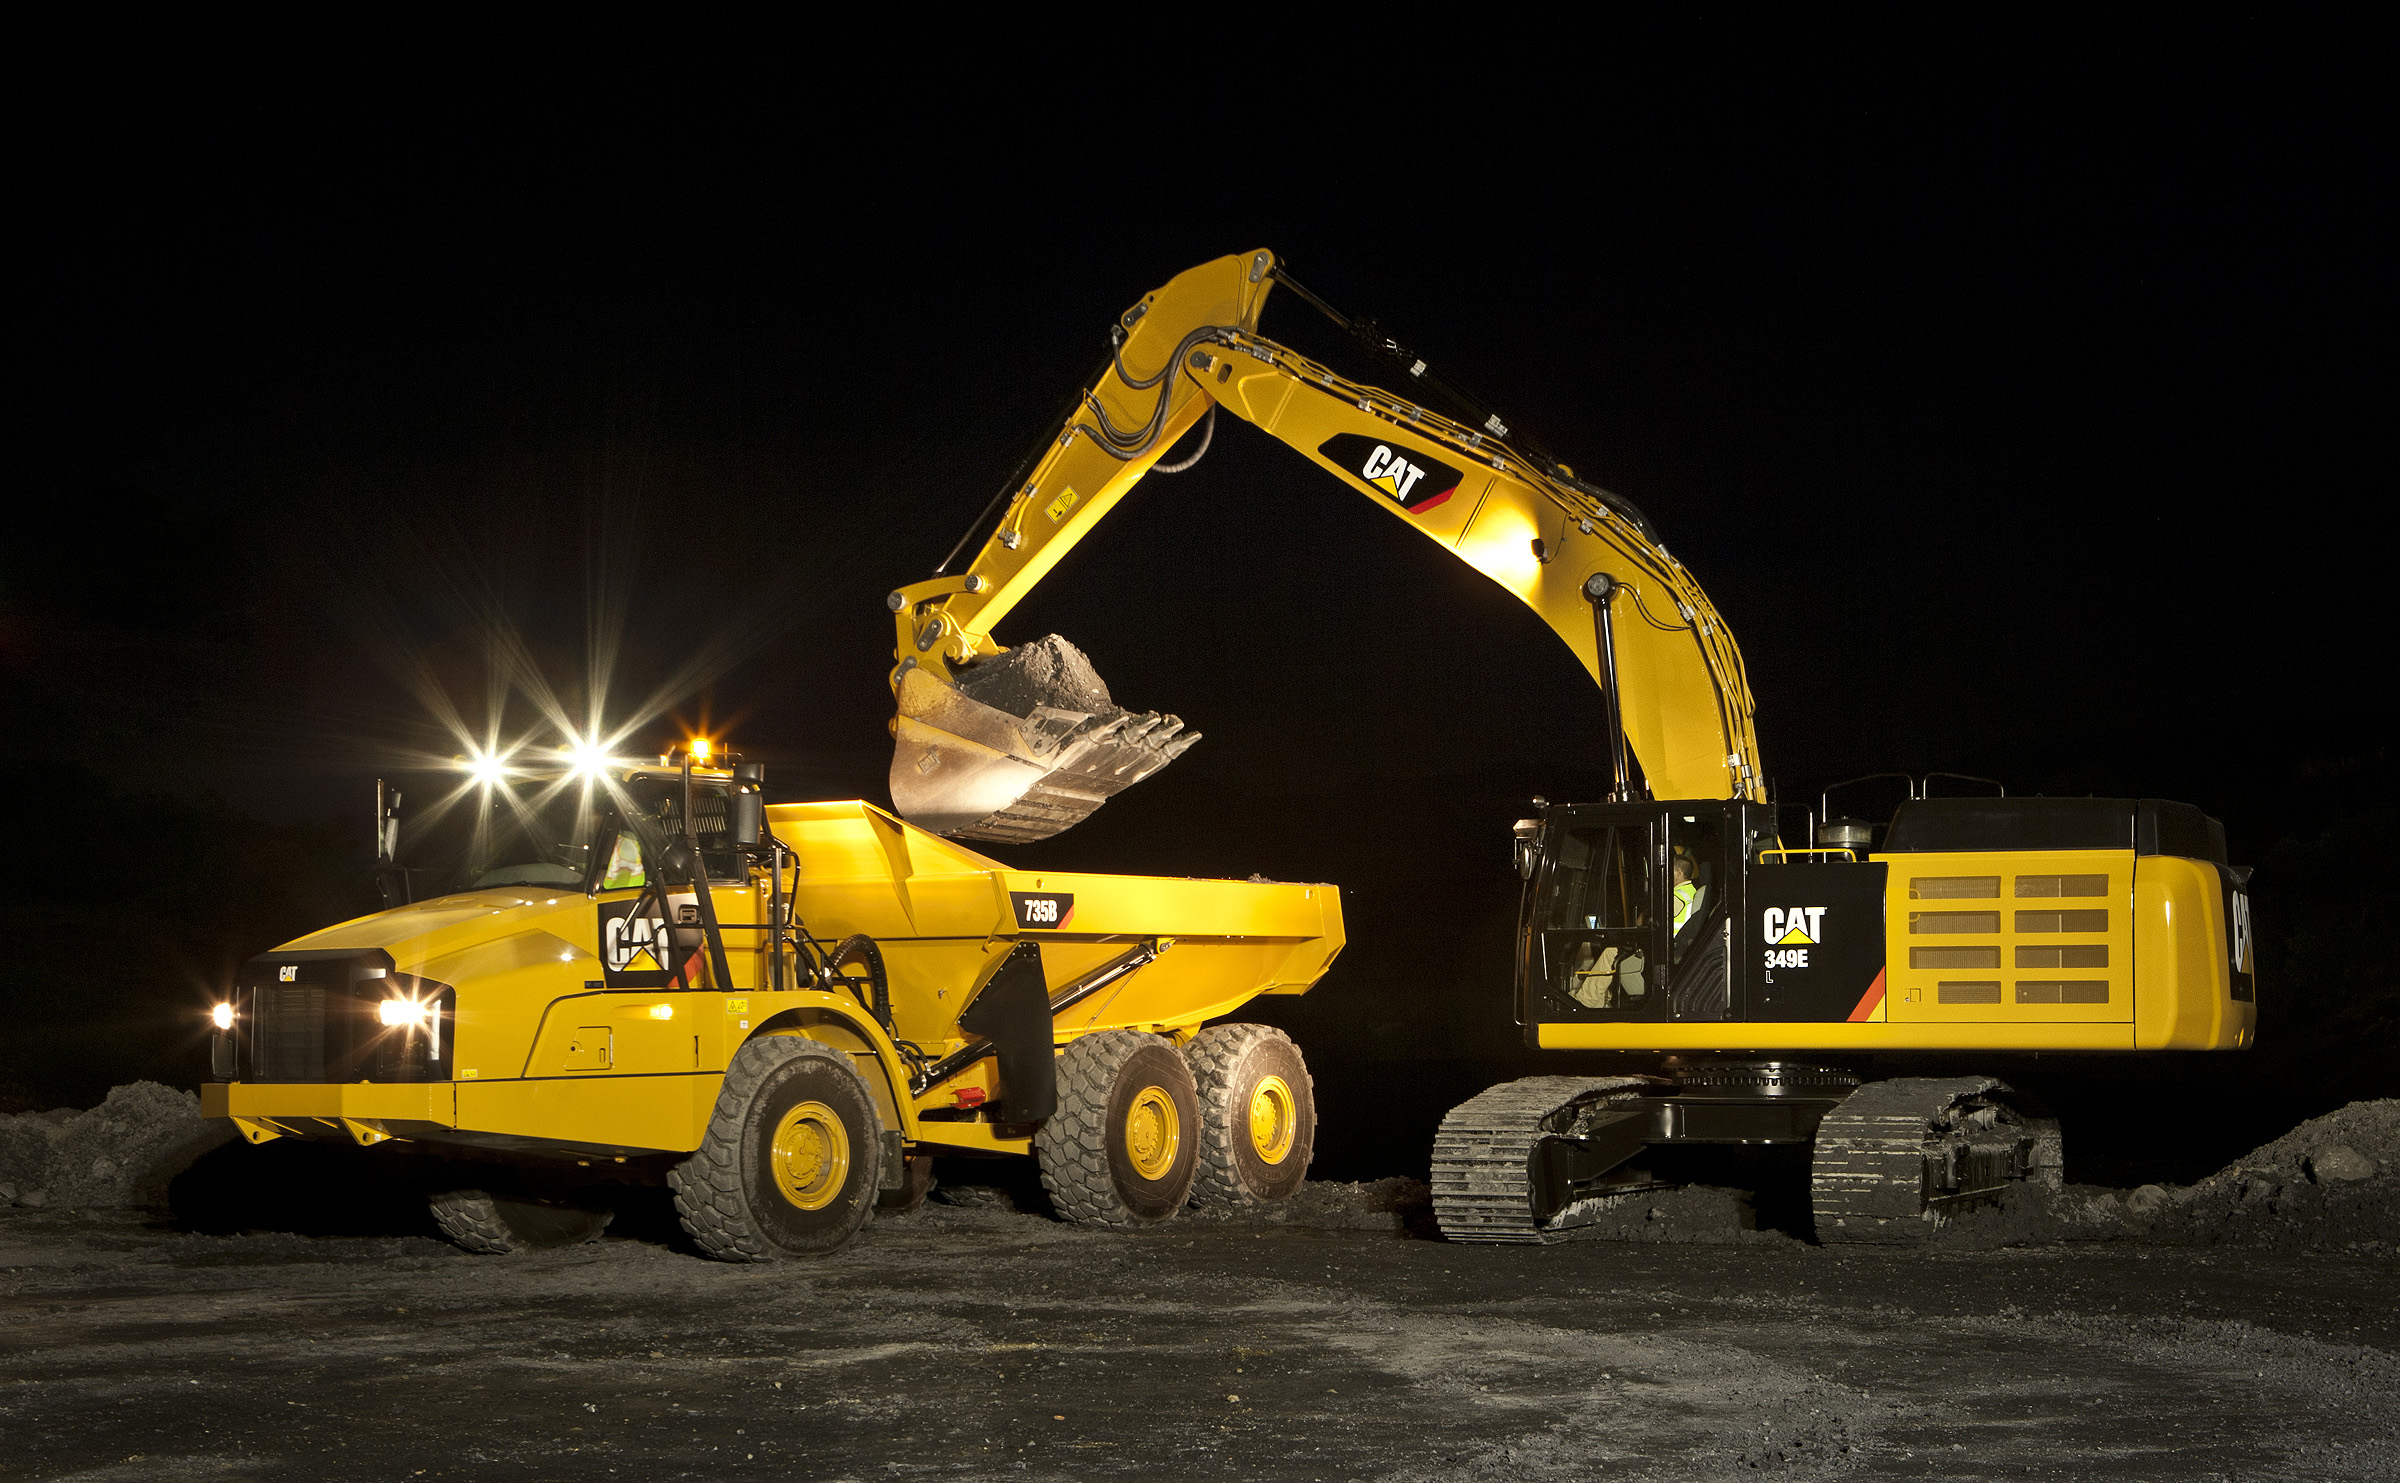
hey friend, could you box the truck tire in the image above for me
[1037,1029,1199,1227]
[427,1188,611,1254]
[1186,1024,1314,1206]
[670,1035,883,1261]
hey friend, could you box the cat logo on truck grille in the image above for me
[1318,433,1464,514]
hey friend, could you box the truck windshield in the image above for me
[456,785,597,891]
[393,773,735,900]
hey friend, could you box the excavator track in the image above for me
[1431,1076,1653,1244]
[1810,1076,2061,1245]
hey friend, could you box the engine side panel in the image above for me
[1881,850,2135,1026]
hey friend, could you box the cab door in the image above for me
[1521,808,1670,1023]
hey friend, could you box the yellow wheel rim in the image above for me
[1124,1084,1181,1181]
[1247,1074,1297,1164]
[768,1100,850,1212]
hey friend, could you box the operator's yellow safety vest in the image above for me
[1673,879,1698,932]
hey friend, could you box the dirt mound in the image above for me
[1184,1177,1432,1233]
[954,634,1120,721]
[922,1174,1433,1233]
[1556,1184,1791,1245]
[2067,1099,2399,1254]
[0,1082,233,1211]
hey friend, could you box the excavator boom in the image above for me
[888,249,1763,841]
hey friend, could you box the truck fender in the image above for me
[749,1000,915,1140]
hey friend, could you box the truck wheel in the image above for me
[1037,1029,1199,1227]
[670,1036,882,1261]
[428,1188,611,1254]
[1186,1024,1314,1206]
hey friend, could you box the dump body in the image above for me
[202,800,1342,1163]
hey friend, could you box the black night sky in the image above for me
[10,23,2392,1165]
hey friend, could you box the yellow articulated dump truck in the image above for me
[200,754,1341,1259]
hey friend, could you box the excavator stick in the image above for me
[888,635,1198,843]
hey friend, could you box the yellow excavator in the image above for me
[885,249,2257,1244]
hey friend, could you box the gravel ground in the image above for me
[2,1188,2393,1481]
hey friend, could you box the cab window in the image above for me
[1546,825,1653,930]
[598,829,646,890]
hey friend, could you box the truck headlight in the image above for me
[378,997,432,1029]
[211,1002,236,1030]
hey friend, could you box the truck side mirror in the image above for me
[1513,818,1541,880]
[731,763,766,849]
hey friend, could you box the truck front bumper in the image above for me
[202,1081,457,1146]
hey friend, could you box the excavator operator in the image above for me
[1671,851,1699,934]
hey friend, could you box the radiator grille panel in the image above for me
[2016,909,2109,933]
[254,986,328,1082]
[1911,911,2001,934]
[2017,981,2110,1004]
[2017,944,2108,968]
[2015,874,2110,898]
[1909,875,1999,899]
[1937,981,2002,1004]
[1911,946,2000,969]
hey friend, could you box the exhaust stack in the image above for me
[889,635,1199,844]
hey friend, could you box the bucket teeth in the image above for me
[888,646,1200,843]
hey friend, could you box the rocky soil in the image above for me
[2060,1097,2397,1254]
[0,1082,230,1212]
[0,1091,2392,1478]
[954,634,1121,721]
[3,1194,2394,1480]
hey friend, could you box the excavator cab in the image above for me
[1516,799,1773,1029]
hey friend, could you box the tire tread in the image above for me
[1036,1030,1191,1227]
[1186,1023,1313,1207]
[670,1036,859,1262]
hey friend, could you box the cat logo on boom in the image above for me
[1317,433,1464,514]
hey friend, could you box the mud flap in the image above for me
[959,942,1059,1122]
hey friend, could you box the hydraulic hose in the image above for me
[1085,325,1233,459]
[1151,404,1215,474]
[827,934,892,1033]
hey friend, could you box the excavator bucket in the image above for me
[889,635,1200,844]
